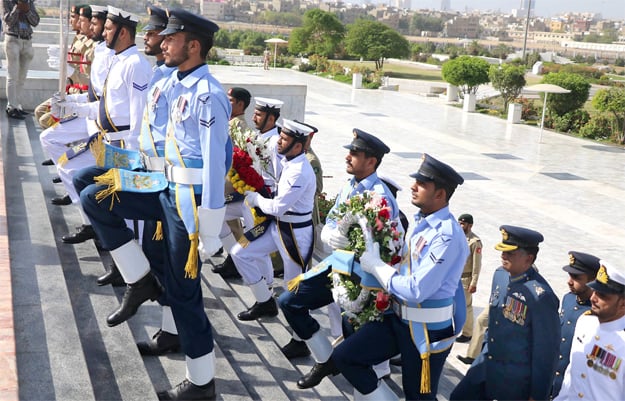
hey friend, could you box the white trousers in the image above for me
[230,221,313,287]
[40,118,96,204]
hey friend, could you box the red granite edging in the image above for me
[0,127,18,400]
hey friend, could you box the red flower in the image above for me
[375,292,390,312]
[377,207,390,220]
[390,255,402,266]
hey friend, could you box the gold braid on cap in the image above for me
[569,253,575,266]
[596,265,609,284]
[500,228,509,241]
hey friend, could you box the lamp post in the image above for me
[521,0,532,63]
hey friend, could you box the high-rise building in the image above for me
[441,0,450,11]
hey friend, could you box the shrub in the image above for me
[516,97,539,121]
[578,114,612,140]
[550,110,590,133]
[541,72,591,117]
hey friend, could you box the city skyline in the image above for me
[410,0,625,19]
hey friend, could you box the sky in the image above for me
[412,0,625,19]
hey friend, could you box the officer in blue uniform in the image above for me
[551,251,600,399]
[79,8,230,400]
[277,129,399,389]
[333,154,468,401]
[451,225,560,401]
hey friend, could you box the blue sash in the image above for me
[97,142,143,170]
[287,249,383,292]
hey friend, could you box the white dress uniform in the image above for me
[39,40,114,204]
[232,150,316,284]
[218,98,284,282]
[555,313,625,401]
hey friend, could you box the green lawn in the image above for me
[333,59,444,81]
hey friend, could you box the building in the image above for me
[444,15,480,38]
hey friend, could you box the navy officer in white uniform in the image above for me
[230,119,316,321]
[554,261,625,401]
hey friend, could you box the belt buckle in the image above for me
[164,164,174,182]
[139,152,149,170]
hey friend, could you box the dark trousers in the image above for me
[80,181,213,358]
[449,374,487,401]
[332,314,452,400]
[277,271,333,340]
[74,166,164,272]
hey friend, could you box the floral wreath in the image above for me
[329,190,403,330]
[227,123,273,224]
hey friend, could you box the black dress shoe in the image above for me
[157,379,215,401]
[18,109,29,116]
[106,273,163,327]
[51,194,72,205]
[456,355,475,365]
[52,176,62,183]
[211,255,241,279]
[42,158,54,166]
[297,359,340,389]
[237,298,278,321]
[62,224,96,244]
[456,335,472,343]
[137,329,181,356]
[6,108,25,120]
[280,338,311,359]
[97,262,125,287]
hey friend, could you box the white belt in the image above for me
[140,153,165,172]
[105,131,127,142]
[278,213,313,224]
[164,164,203,185]
[392,302,453,323]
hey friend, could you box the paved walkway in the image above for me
[1,65,624,400]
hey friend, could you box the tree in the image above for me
[288,9,345,58]
[592,87,625,143]
[344,19,410,70]
[541,72,590,116]
[441,56,490,94]
[489,64,526,112]
[411,14,443,33]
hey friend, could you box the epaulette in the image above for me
[583,310,592,315]
[196,77,210,95]
[440,217,454,237]
[372,182,388,197]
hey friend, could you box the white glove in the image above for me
[197,207,226,261]
[50,101,92,119]
[360,242,396,291]
[66,93,89,103]
[244,191,261,208]
[51,91,64,104]
[320,224,350,249]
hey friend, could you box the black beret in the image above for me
[78,5,91,19]
[458,214,473,224]
[227,87,252,108]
